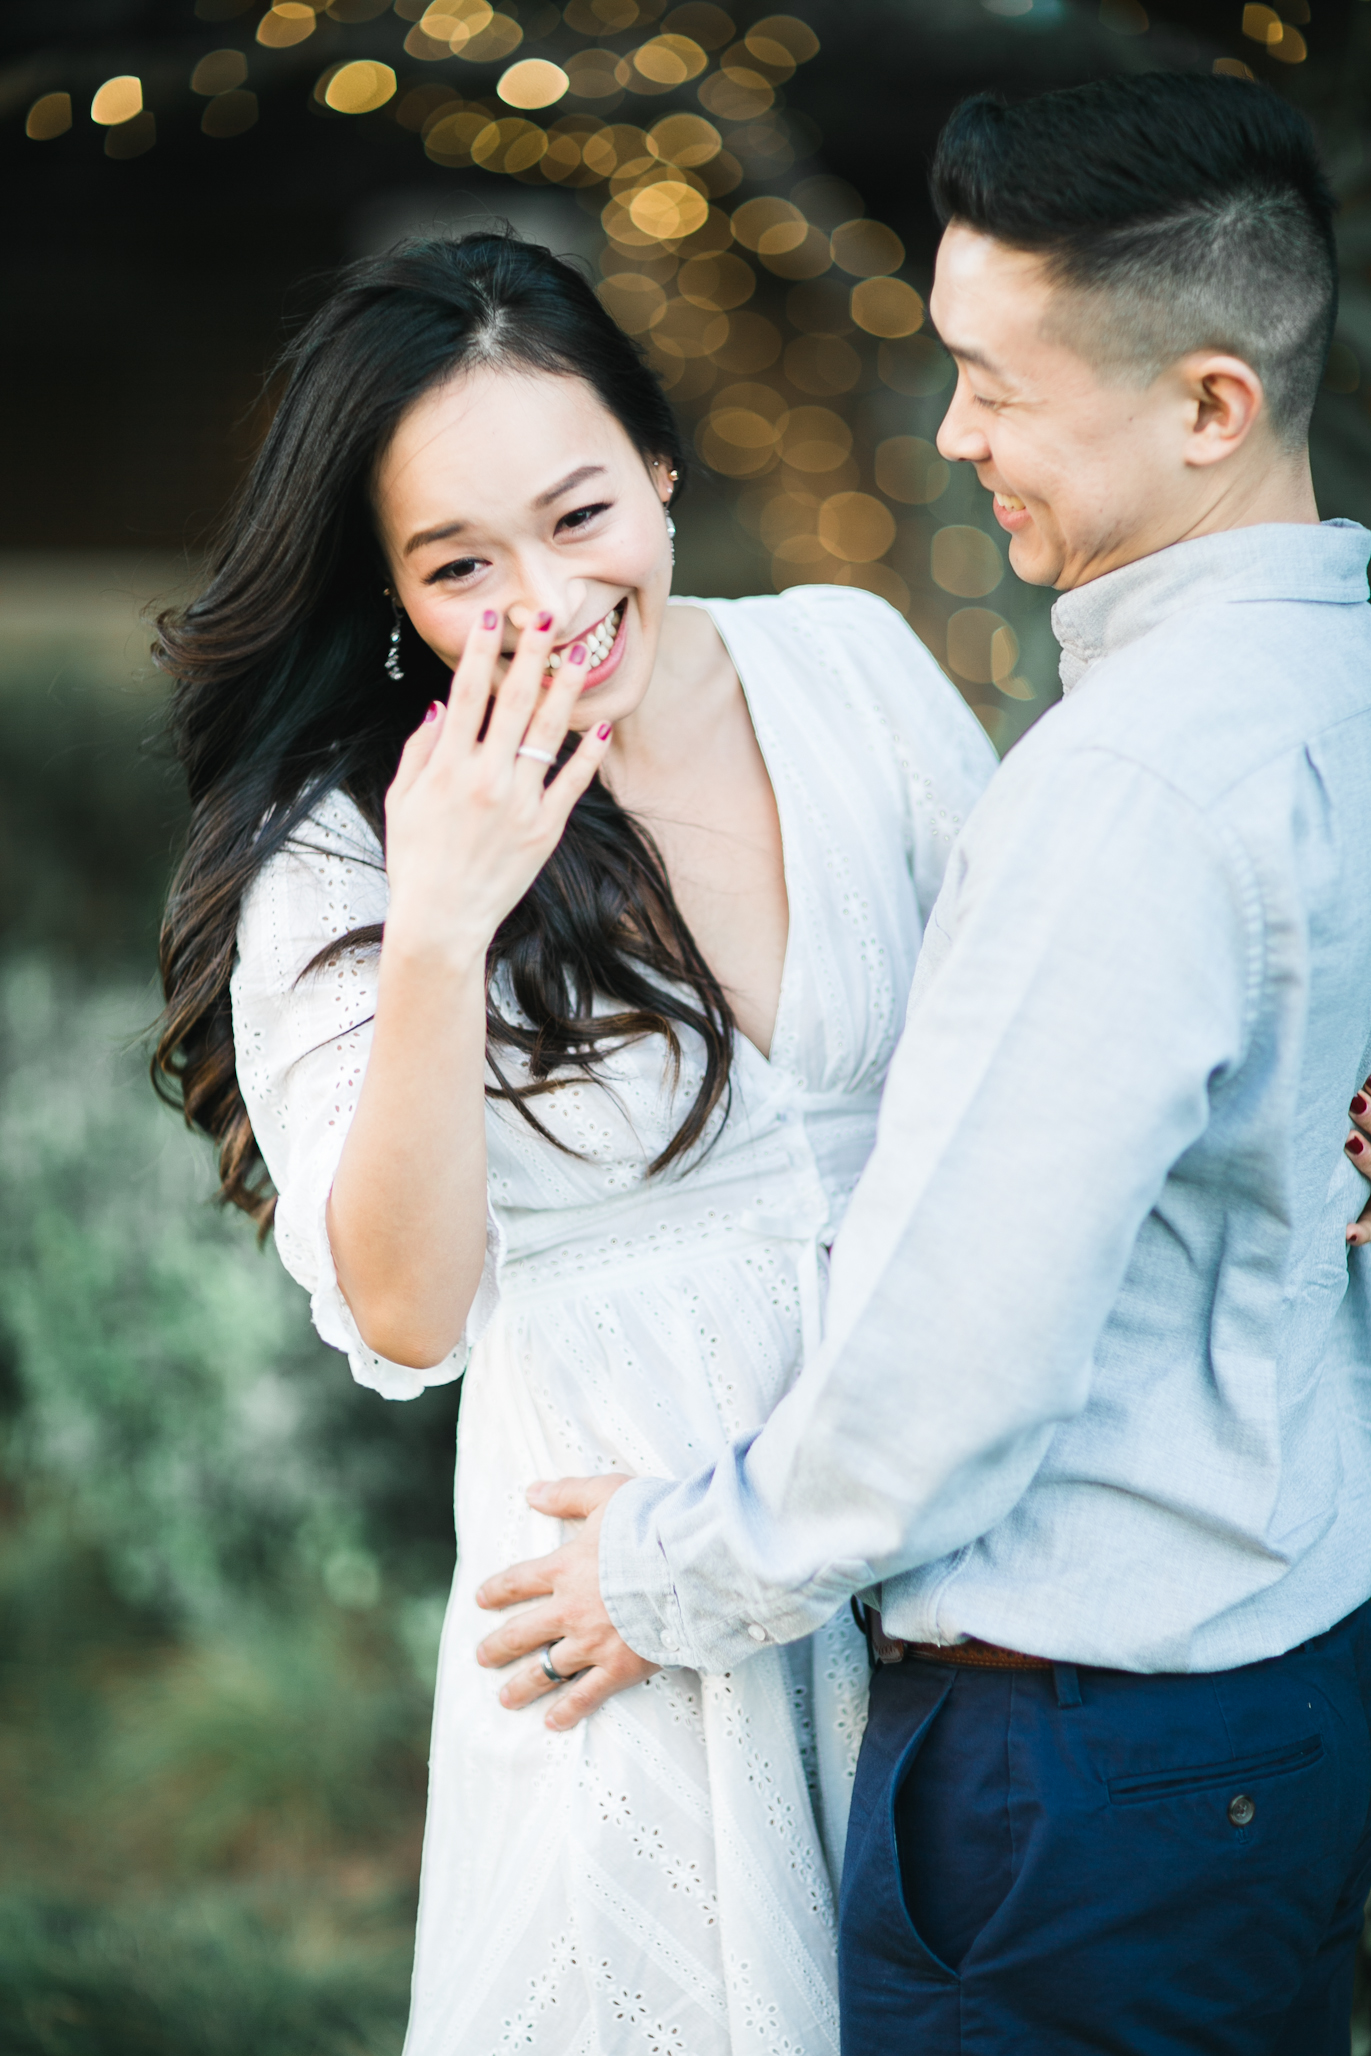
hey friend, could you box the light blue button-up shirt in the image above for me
[600,520,1371,1676]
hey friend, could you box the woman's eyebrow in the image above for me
[403,464,610,555]
[404,518,466,555]
[533,462,607,508]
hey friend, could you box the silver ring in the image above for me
[517,745,557,766]
[540,1643,568,1683]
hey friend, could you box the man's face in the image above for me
[929,225,1203,591]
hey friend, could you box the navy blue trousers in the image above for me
[839,1599,1371,2053]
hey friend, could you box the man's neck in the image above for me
[1060,448,1319,592]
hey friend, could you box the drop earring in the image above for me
[662,464,678,563]
[384,592,405,682]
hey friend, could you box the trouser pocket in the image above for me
[1107,1733,1323,1807]
[840,1665,957,1984]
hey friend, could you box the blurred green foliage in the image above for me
[0,639,458,2054]
[0,953,457,2051]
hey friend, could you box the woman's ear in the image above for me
[651,455,678,506]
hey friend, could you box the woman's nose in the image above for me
[507,579,588,638]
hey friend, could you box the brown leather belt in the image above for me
[859,1603,1053,1671]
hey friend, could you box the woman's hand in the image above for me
[383,607,612,970]
[325,609,611,1369]
[1346,1076,1371,1246]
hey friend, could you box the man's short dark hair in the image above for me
[930,74,1337,449]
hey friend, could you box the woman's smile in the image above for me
[542,599,626,687]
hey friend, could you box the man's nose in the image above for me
[935,372,992,464]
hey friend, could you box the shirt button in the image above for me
[1227,1793,1256,1827]
[659,1632,679,1653]
[746,1623,768,1643]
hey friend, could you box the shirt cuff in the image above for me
[598,1470,836,1674]
[599,1477,692,1665]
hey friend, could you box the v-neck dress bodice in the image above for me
[230,585,997,2056]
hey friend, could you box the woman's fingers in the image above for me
[514,642,590,772]
[388,699,445,804]
[541,722,614,837]
[444,607,507,748]
[1344,1079,1371,1243]
[483,609,559,760]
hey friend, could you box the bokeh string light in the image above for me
[16,0,1058,737]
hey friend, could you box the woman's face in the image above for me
[374,362,675,731]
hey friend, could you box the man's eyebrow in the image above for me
[933,331,1005,377]
[533,462,607,509]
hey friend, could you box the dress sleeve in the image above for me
[229,792,503,1401]
[805,587,1001,920]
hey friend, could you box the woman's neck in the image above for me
[603,603,739,785]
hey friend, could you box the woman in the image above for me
[155,234,997,2055]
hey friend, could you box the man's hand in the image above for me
[475,1474,659,1729]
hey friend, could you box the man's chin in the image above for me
[1005,530,1062,589]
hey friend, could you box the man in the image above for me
[477,73,1371,2051]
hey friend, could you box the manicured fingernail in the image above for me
[482,609,498,630]
[568,643,587,665]
[423,700,440,722]
[1363,1077,1371,1092]
[597,721,612,740]
[1350,1137,1365,1156]
[536,610,554,632]
[1355,1097,1368,1116]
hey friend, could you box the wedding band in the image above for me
[540,1644,568,1683]
[517,745,557,766]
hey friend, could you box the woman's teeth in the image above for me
[546,603,623,672]
[995,493,1027,513]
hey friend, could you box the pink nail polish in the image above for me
[482,609,498,630]
[569,642,587,665]
[597,721,612,740]
[423,701,440,723]
[536,610,554,632]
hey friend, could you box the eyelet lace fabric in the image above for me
[229,589,997,2054]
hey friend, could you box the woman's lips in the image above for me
[992,492,1031,534]
[545,600,626,688]
[574,602,628,690]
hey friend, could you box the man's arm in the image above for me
[596,746,1255,1673]
[475,745,1254,1714]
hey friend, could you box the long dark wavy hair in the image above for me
[153,232,733,1230]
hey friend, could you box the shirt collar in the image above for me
[1050,519,1371,695]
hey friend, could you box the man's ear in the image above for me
[1180,352,1265,470]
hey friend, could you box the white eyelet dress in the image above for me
[229,588,998,2056]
